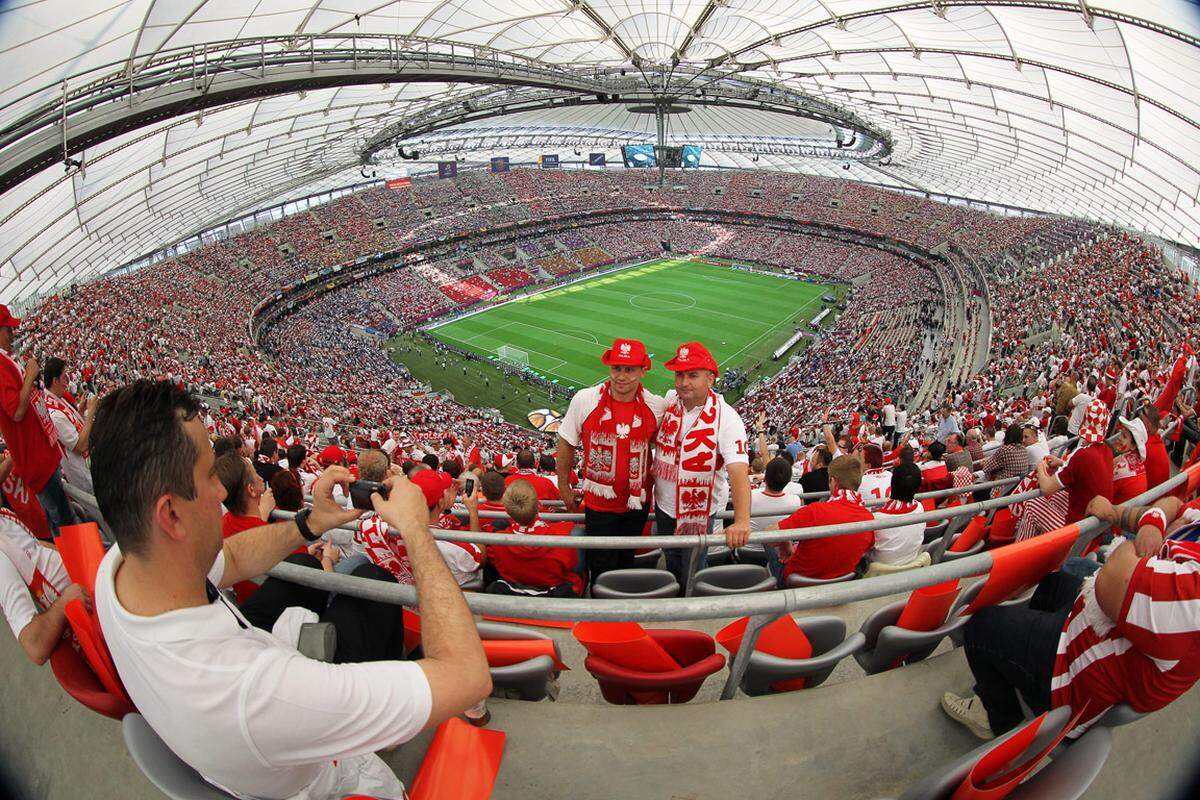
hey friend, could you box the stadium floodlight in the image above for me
[497,345,530,368]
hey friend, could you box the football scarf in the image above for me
[580,382,656,509]
[655,390,723,536]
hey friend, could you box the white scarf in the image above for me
[655,390,723,536]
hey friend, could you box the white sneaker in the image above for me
[941,691,995,740]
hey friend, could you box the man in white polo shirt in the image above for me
[654,342,751,584]
[90,380,490,800]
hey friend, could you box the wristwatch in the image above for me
[293,508,320,542]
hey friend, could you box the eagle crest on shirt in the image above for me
[615,423,631,439]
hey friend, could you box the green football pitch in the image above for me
[425,258,836,396]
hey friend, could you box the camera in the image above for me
[349,480,388,511]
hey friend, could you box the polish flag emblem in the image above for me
[679,346,690,358]
[619,342,631,355]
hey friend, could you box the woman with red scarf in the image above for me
[556,338,668,579]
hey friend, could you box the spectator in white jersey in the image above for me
[41,356,97,493]
[90,380,490,800]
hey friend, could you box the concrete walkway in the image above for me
[3,625,1198,800]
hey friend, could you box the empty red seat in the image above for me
[579,627,725,705]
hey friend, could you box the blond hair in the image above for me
[828,454,863,491]
[502,479,540,525]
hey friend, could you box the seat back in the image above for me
[734,544,770,566]
[121,714,238,800]
[48,637,133,720]
[741,616,860,694]
[784,571,855,587]
[64,598,135,711]
[591,568,679,598]
[408,718,506,800]
[692,564,776,596]
[631,548,662,569]
[476,621,564,701]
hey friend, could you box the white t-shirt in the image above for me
[882,404,896,426]
[557,383,669,448]
[1026,439,1051,466]
[871,507,925,565]
[749,489,803,532]
[47,404,93,493]
[1,512,70,640]
[1067,393,1092,435]
[895,409,908,433]
[654,391,749,518]
[322,417,336,440]
[94,546,431,800]
[859,468,893,504]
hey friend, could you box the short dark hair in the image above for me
[442,460,462,480]
[259,436,278,456]
[215,452,252,515]
[516,448,535,468]
[213,436,240,458]
[898,444,915,464]
[539,453,556,473]
[401,460,418,476]
[90,380,201,556]
[889,463,922,503]
[422,453,440,470]
[928,441,946,461]
[811,445,833,468]
[1003,424,1023,446]
[862,443,883,469]
[269,469,304,512]
[286,443,307,468]
[764,457,792,492]
[43,357,67,385]
[480,470,506,501]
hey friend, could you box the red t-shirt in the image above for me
[1056,443,1114,524]
[222,512,266,538]
[505,470,560,503]
[779,492,875,580]
[487,519,582,595]
[0,352,62,493]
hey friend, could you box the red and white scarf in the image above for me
[876,498,919,515]
[830,488,865,508]
[655,390,724,536]
[0,509,61,610]
[0,350,60,449]
[356,514,413,584]
[581,382,656,509]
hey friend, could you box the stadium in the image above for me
[1,2,1199,800]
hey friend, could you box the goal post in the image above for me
[496,344,530,368]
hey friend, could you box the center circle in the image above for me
[629,292,697,312]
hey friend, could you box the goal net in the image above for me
[496,344,530,368]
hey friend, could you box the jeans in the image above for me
[37,468,77,539]
[655,508,715,587]
[963,571,1083,735]
[583,506,650,580]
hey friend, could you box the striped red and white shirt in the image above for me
[355,513,482,587]
[1051,539,1200,737]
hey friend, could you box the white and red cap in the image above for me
[600,338,651,369]
[664,341,719,376]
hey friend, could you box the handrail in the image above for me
[264,465,1195,622]
[273,480,1035,549]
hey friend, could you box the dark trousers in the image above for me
[1171,419,1199,467]
[654,508,714,586]
[239,554,407,663]
[583,506,649,579]
[38,469,77,539]
[963,571,1083,735]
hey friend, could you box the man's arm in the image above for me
[12,358,39,423]
[371,474,490,728]
[219,466,360,589]
[1035,456,1063,496]
[555,436,578,511]
[724,462,752,548]
[72,396,98,456]
[16,584,85,666]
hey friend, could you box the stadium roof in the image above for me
[0,1,1197,302]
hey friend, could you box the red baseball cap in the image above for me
[317,444,344,465]
[664,341,719,376]
[410,469,453,509]
[600,338,651,369]
[0,305,19,329]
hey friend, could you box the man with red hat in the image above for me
[654,341,751,585]
[0,304,75,538]
[556,337,667,579]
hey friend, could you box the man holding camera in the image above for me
[92,381,490,800]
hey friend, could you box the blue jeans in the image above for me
[1060,555,1102,579]
[655,508,714,587]
[37,468,77,539]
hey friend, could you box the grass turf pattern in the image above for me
[427,258,835,396]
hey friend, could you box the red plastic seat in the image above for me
[582,629,726,705]
[48,637,133,719]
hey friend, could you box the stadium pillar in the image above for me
[656,102,666,188]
